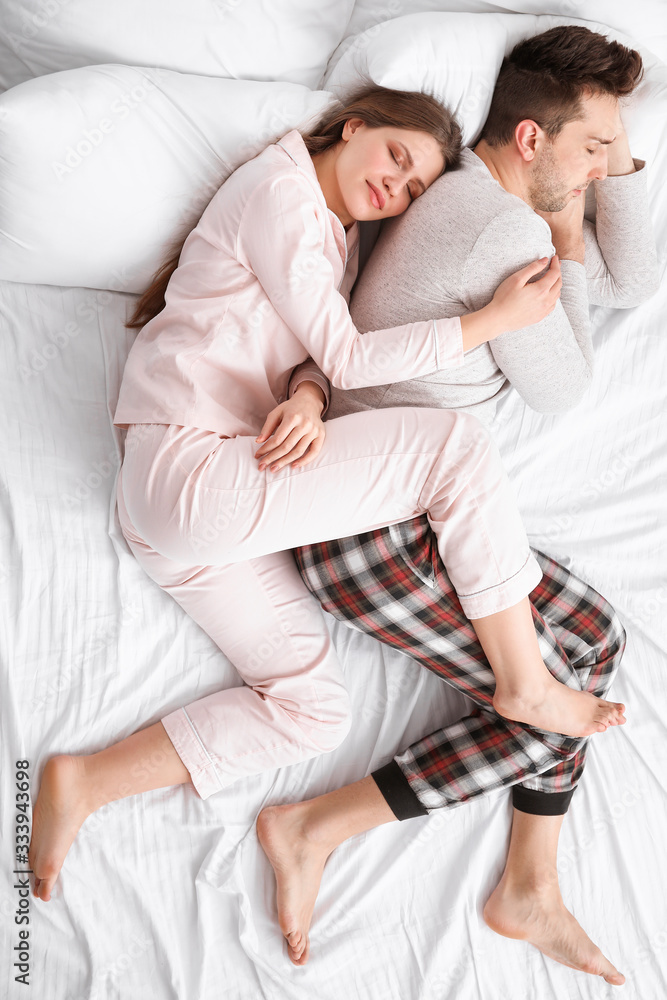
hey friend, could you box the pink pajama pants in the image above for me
[116,407,542,799]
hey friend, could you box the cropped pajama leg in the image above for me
[295,515,626,817]
[116,407,542,798]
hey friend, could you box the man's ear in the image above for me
[514,120,542,163]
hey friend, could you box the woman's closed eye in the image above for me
[390,146,414,201]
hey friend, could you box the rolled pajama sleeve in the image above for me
[237,175,464,390]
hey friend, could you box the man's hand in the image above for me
[254,382,326,473]
[535,196,586,265]
[606,110,637,177]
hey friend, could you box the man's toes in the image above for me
[604,971,625,986]
[576,946,623,983]
[593,950,625,985]
[287,940,306,966]
[286,929,301,949]
[286,928,307,960]
[293,937,306,961]
[290,937,310,966]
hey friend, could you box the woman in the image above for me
[28,86,622,910]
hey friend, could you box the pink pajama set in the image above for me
[113,128,542,799]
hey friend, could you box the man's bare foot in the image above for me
[28,755,96,902]
[257,803,335,966]
[483,875,625,985]
[493,677,626,738]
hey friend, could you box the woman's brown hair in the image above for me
[126,85,462,330]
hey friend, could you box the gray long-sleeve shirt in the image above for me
[300,147,658,427]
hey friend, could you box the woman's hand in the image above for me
[460,255,562,350]
[491,254,563,332]
[254,382,326,473]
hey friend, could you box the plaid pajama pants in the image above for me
[295,515,626,819]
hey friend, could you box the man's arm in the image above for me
[580,126,659,307]
[463,207,592,414]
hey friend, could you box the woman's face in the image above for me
[334,119,445,224]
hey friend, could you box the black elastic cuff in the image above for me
[371,761,429,821]
[512,785,576,816]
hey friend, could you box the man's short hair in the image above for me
[478,25,644,147]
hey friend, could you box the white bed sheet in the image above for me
[1,262,665,1000]
[1,5,667,1000]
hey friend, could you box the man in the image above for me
[257,24,659,983]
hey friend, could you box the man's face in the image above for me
[527,92,619,212]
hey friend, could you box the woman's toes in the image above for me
[40,880,54,902]
[31,861,57,901]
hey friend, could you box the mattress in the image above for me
[1,3,666,998]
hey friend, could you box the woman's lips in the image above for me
[367,181,385,210]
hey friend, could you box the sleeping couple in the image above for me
[29,23,659,988]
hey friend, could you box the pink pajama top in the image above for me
[113,129,465,438]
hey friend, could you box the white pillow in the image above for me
[0,66,336,292]
[328,1,667,72]
[0,0,354,93]
[323,12,663,147]
[325,12,537,146]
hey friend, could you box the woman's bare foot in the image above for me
[483,874,625,985]
[493,678,626,738]
[257,803,336,966]
[28,755,96,902]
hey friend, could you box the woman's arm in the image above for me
[254,254,562,472]
[237,176,561,391]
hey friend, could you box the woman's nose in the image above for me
[383,174,401,198]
